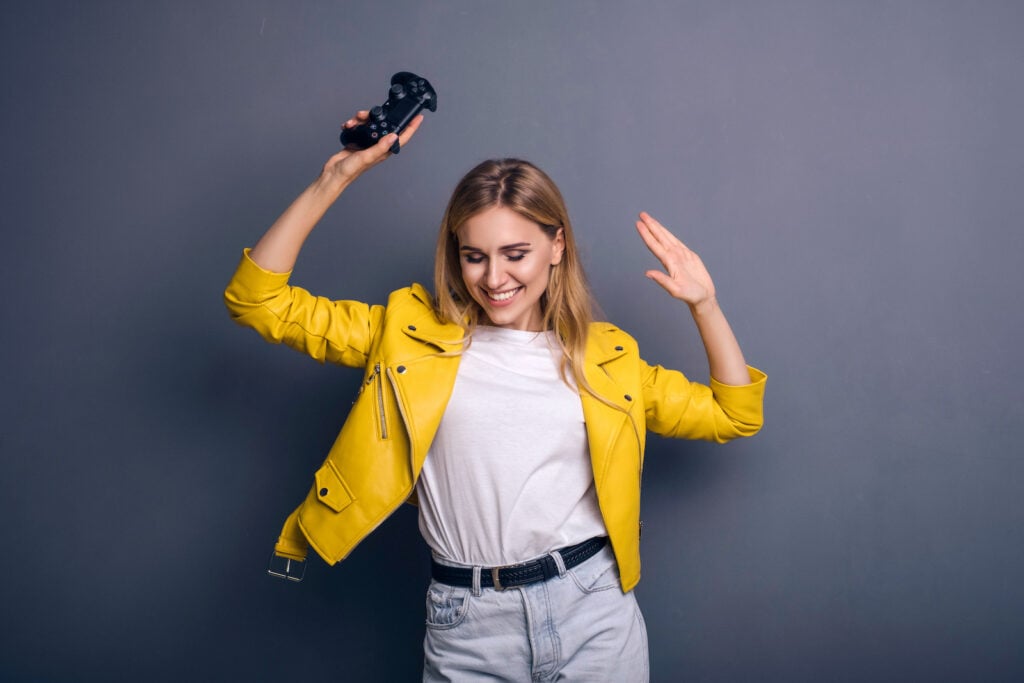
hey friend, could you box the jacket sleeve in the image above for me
[641,360,767,443]
[223,249,383,368]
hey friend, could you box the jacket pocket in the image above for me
[313,461,356,513]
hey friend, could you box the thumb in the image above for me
[645,270,676,293]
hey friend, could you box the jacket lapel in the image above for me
[384,285,465,471]
[581,327,637,487]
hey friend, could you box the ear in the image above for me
[550,227,565,266]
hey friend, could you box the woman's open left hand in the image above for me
[635,211,716,310]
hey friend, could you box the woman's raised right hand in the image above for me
[321,110,425,186]
[247,110,424,273]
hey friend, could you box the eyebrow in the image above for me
[459,242,532,252]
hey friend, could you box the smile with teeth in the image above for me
[485,286,523,302]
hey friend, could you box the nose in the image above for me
[484,259,506,289]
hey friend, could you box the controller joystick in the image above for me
[341,71,437,154]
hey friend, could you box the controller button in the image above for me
[390,83,406,99]
[371,132,379,139]
[371,106,385,121]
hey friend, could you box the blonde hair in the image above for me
[433,158,597,393]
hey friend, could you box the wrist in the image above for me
[311,171,351,201]
[689,295,720,318]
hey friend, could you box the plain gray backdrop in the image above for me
[2,1,1022,681]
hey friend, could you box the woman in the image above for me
[225,112,766,681]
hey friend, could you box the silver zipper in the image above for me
[385,367,412,445]
[373,362,388,439]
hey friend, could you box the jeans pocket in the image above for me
[568,548,620,594]
[424,581,471,630]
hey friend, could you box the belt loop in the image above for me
[471,566,482,597]
[550,550,568,578]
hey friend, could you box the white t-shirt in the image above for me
[415,325,607,566]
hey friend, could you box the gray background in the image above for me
[2,1,1022,681]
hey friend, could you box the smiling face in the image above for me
[457,206,565,331]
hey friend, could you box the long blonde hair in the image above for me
[433,158,597,393]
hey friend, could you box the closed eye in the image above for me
[461,250,529,264]
[460,241,532,265]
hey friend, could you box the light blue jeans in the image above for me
[422,544,649,682]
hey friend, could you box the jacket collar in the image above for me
[579,323,634,414]
[401,284,465,351]
[400,287,633,364]
[586,323,630,366]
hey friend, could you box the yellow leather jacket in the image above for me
[225,250,766,592]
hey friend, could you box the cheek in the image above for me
[459,262,480,287]
[522,260,552,287]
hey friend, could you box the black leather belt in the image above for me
[430,536,607,591]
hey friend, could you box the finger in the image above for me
[639,211,688,251]
[636,212,674,253]
[638,212,676,241]
[635,218,674,263]
[635,218,665,255]
[399,114,424,142]
[370,132,400,158]
[644,269,681,297]
[345,132,399,166]
[341,110,371,129]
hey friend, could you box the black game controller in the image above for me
[340,71,437,154]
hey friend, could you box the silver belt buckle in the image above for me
[267,553,306,582]
[491,567,505,591]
